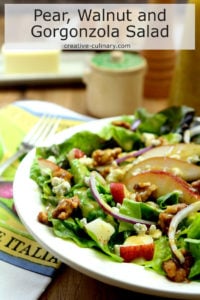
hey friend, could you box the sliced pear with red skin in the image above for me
[38,158,72,180]
[124,156,200,182]
[72,148,85,159]
[140,143,200,161]
[110,182,128,204]
[119,235,154,262]
[74,148,85,158]
[124,170,200,204]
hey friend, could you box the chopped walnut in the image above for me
[133,182,157,202]
[111,120,131,130]
[52,196,80,220]
[37,211,50,225]
[164,203,187,215]
[95,165,115,179]
[52,168,72,181]
[158,203,187,233]
[162,251,193,283]
[92,147,122,167]
[158,212,172,234]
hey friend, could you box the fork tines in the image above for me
[23,114,60,148]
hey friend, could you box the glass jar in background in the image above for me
[141,0,177,100]
[169,0,200,114]
[141,49,177,99]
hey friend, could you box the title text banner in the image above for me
[4,3,195,50]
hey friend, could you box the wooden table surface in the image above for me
[0,14,177,300]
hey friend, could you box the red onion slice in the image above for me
[131,119,141,131]
[168,201,200,263]
[89,172,156,227]
[115,146,153,164]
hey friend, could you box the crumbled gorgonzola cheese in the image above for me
[51,176,71,196]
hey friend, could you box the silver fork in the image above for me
[0,114,60,176]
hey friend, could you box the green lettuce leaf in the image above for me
[144,236,172,275]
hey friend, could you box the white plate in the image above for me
[13,118,200,299]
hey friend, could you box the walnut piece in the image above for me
[92,148,122,166]
[52,196,80,220]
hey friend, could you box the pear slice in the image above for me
[140,143,200,162]
[118,235,154,262]
[124,156,200,182]
[124,170,200,204]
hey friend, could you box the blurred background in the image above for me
[0,0,196,116]
[0,0,187,14]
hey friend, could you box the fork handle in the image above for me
[0,148,27,176]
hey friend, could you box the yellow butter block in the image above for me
[2,46,60,74]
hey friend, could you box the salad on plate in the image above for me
[30,105,200,283]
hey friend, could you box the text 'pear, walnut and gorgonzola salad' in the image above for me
[30,106,200,283]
